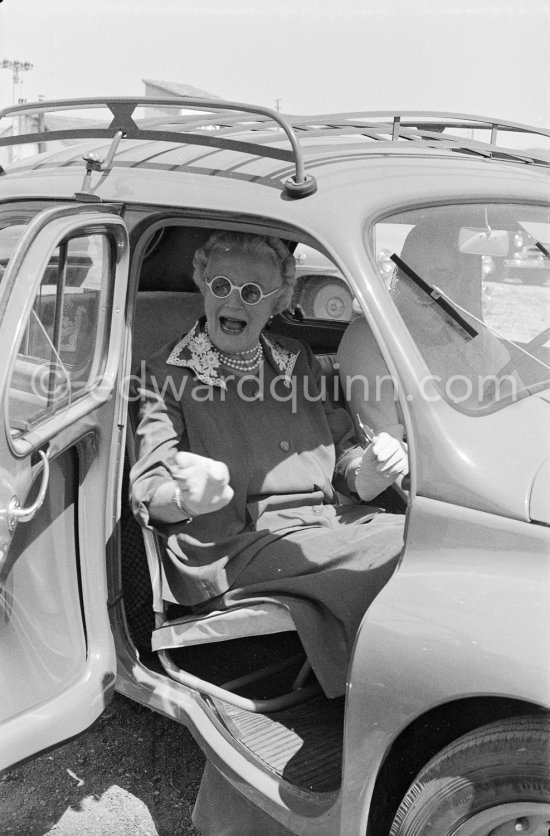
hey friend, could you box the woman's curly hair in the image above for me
[192,230,296,315]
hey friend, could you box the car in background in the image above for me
[0,98,549,836]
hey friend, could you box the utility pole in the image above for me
[1,59,34,105]
[274,98,282,113]
[1,60,34,163]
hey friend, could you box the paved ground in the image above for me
[0,692,206,835]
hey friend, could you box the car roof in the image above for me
[1,97,549,213]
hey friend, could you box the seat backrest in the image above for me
[132,290,205,368]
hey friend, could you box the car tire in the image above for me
[389,716,550,836]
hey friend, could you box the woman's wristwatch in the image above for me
[171,484,193,523]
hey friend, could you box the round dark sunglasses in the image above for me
[205,274,279,306]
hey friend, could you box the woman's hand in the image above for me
[370,433,409,478]
[353,433,408,502]
[171,451,234,517]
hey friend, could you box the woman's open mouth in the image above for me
[220,316,247,334]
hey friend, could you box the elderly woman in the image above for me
[130,230,406,697]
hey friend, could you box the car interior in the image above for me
[119,220,408,796]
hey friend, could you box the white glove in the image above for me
[370,432,409,478]
[171,451,234,516]
[354,433,408,502]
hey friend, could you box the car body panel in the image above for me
[3,139,550,211]
[341,494,550,833]
[530,454,550,524]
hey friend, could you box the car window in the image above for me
[8,232,114,437]
[370,204,550,412]
[292,244,355,322]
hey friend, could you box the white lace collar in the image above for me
[166,320,299,389]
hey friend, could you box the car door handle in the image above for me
[7,450,50,531]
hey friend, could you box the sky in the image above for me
[0,0,549,128]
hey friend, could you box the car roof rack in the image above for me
[1,98,549,193]
[288,111,550,166]
[0,96,318,199]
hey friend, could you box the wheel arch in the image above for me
[365,695,549,836]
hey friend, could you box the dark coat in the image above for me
[130,321,403,697]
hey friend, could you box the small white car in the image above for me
[0,97,549,835]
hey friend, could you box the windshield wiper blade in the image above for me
[535,240,550,259]
[390,254,478,339]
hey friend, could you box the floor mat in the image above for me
[212,694,345,793]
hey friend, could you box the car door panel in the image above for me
[0,205,129,771]
[0,447,85,719]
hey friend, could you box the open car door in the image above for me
[0,205,129,771]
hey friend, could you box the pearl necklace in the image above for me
[215,343,263,372]
[204,322,263,372]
